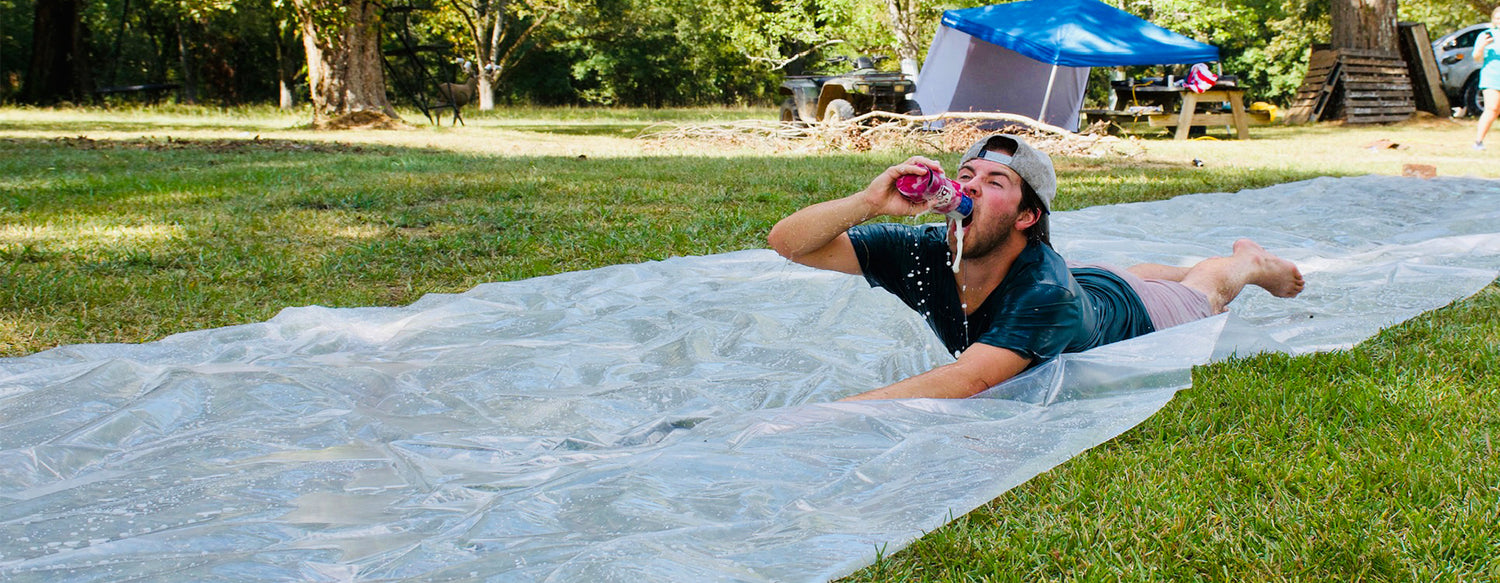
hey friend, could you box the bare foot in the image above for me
[1233,239,1304,298]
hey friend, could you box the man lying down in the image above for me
[768,133,1305,401]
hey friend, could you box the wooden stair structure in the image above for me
[1287,47,1416,124]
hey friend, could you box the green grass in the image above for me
[0,103,771,136]
[0,132,1330,356]
[1,106,1497,580]
[847,288,1500,581]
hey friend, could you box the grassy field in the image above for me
[2,105,1497,580]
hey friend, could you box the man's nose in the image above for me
[959,177,980,196]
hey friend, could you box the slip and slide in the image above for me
[2,175,1498,581]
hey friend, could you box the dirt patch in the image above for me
[314,110,411,131]
[38,135,369,154]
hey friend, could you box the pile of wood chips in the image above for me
[639,112,1144,159]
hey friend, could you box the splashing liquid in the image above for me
[897,170,976,352]
[896,170,972,274]
[950,219,966,273]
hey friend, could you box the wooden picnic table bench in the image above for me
[1096,84,1252,140]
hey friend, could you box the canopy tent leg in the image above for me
[1038,63,1059,123]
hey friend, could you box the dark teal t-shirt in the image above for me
[847,223,1154,362]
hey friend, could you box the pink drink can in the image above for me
[895,169,971,218]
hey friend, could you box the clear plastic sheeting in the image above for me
[2,176,1498,582]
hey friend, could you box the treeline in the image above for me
[0,0,1487,109]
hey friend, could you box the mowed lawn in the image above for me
[2,106,1497,580]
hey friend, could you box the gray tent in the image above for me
[915,0,1221,130]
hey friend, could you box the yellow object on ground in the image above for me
[1249,101,1281,122]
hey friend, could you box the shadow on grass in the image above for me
[0,120,296,133]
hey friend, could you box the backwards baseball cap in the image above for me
[959,134,1056,213]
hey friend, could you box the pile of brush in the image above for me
[640,111,1142,158]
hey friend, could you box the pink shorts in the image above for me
[1072,263,1215,331]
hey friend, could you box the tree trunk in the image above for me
[23,0,91,104]
[464,0,552,111]
[1331,0,1399,54]
[884,0,921,65]
[293,0,401,128]
[176,19,198,104]
[474,0,505,111]
[478,74,496,110]
[105,0,132,87]
[279,80,295,109]
[275,24,297,109]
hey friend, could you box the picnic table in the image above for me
[1088,83,1252,140]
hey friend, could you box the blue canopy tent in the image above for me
[914,0,1221,131]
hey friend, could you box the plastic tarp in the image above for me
[915,0,1220,130]
[2,176,1499,582]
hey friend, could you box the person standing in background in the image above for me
[1472,7,1500,150]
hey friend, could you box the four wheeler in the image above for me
[778,56,920,124]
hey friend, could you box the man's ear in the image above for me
[1015,208,1041,230]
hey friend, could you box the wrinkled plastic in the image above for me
[2,176,1498,582]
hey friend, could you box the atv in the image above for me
[778,56,920,123]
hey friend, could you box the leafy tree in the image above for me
[291,0,399,126]
[701,0,910,72]
[434,0,571,110]
[266,0,304,108]
[152,0,236,103]
[1110,0,1327,105]
[1,0,36,101]
[546,0,776,106]
[9,0,1484,110]
[1401,0,1486,38]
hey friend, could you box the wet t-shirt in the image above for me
[847,223,1153,363]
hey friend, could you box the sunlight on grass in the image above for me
[1380,370,1460,408]
[0,313,47,355]
[0,104,307,132]
[332,224,389,240]
[0,221,185,251]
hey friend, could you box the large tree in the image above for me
[1332,0,1400,53]
[443,0,569,110]
[883,0,942,73]
[22,0,91,104]
[291,0,400,128]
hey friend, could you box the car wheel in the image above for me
[779,98,800,123]
[823,99,856,123]
[899,99,922,116]
[1463,75,1485,117]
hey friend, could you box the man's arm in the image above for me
[838,343,1033,401]
[765,196,876,275]
[767,157,939,274]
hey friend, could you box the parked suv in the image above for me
[778,56,919,123]
[1433,23,1490,116]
